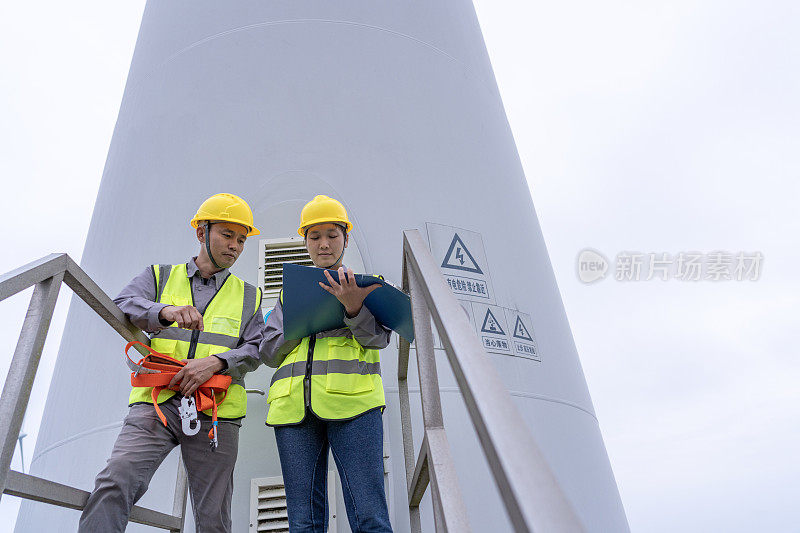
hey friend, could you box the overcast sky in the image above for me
[2,2,798,531]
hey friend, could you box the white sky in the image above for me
[2,1,799,531]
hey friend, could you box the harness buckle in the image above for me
[178,396,201,436]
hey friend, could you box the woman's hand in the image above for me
[320,267,381,318]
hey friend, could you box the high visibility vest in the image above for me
[266,288,386,426]
[128,263,261,418]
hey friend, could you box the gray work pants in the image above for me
[78,398,240,533]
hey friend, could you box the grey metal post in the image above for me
[397,335,422,533]
[407,262,470,532]
[0,273,63,499]
[408,271,444,430]
[171,455,189,532]
[397,335,414,490]
[398,257,422,533]
[408,267,444,531]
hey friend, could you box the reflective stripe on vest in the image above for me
[150,327,240,349]
[128,263,261,418]
[270,359,382,384]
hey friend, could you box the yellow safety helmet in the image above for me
[190,193,260,236]
[297,195,353,236]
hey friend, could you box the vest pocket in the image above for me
[325,372,375,394]
[267,353,298,404]
[150,338,178,356]
[324,337,375,394]
[164,295,192,307]
[267,376,291,403]
[208,315,241,337]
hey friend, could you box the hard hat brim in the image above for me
[190,218,260,237]
[298,219,353,236]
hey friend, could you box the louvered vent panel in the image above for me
[259,237,311,304]
[250,472,338,533]
[253,480,289,532]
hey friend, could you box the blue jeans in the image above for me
[274,408,393,533]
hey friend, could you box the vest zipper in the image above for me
[185,268,231,360]
[187,329,200,359]
[304,335,316,408]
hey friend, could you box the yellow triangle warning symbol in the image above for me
[441,233,483,274]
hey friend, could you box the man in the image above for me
[79,193,263,533]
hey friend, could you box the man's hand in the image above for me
[168,356,224,397]
[319,267,381,318]
[160,305,204,330]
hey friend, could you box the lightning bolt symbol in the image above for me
[456,247,465,265]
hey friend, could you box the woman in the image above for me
[260,195,393,533]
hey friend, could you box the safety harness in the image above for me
[125,341,231,450]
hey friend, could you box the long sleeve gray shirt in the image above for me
[114,258,263,380]
[259,292,392,368]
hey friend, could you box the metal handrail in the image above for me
[0,253,188,532]
[398,230,585,532]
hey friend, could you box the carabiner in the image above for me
[178,396,201,436]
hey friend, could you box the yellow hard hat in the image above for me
[298,195,353,237]
[190,193,260,236]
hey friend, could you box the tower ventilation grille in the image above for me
[250,477,289,532]
[258,237,312,306]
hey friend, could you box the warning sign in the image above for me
[461,303,541,360]
[470,303,512,355]
[504,309,539,361]
[441,234,483,274]
[480,308,506,335]
[512,316,533,341]
[427,223,494,303]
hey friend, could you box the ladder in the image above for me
[397,230,584,532]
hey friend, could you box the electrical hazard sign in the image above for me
[470,303,512,355]
[427,223,495,304]
[512,316,533,341]
[504,309,539,361]
[441,234,483,274]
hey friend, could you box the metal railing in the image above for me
[0,253,188,531]
[397,230,585,532]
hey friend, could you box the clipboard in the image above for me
[282,262,414,343]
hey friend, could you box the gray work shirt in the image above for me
[114,257,263,380]
[259,273,392,368]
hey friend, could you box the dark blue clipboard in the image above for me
[282,262,414,343]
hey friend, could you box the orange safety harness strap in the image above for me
[125,341,232,443]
